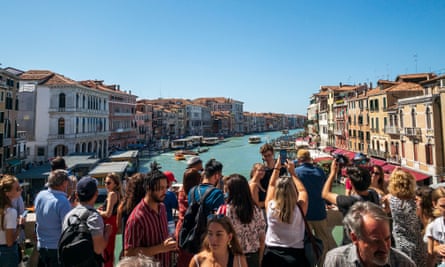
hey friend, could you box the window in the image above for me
[426,144,433,165]
[411,109,416,128]
[399,110,404,128]
[58,118,65,135]
[426,107,432,129]
[59,93,66,108]
[413,142,418,161]
[37,147,45,156]
[401,141,405,158]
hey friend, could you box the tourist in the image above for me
[117,255,160,267]
[116,173,147,257]
[34,170,72,267]
[218,174,266,267]
[98,173,123,267]
[50,156,68,171]
[176,169,202,267]
[262,156,309,267]
[415,186,434,235]
[259,144,286,195]
[66,174,78,207]
[0,175,25,266]
[186,156,203,173]
[163,171,179,236]
[295,149,337,263]
[383,168,426,266]
[425,186,445,267]
[248,163,266,209]
[124,162,176,267]
[322,160,379,244]
[324,201,416,267]
[63,176,112,266]
[189,215,248,267]
[369,165,388,198]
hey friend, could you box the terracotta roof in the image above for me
[20,70,53,80]
[395,73,436,82]
[21,70,79,86]
[386,82,423,92]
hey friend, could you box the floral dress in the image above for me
[389,195,427,266]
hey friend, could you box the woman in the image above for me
[416,186,434,235]
[189,215,247,267]
[248,163,266,209]
[116,173,146,257]
[0,175,25,266]
[386,168,427,267]
[369,165,387,197]
[263,157,309,267]
[219,174,266,267]
[176,169,202,267]
[98,173,123,267]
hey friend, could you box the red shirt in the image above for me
[124,199,169,267]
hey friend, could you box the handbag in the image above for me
[297,204,324,267]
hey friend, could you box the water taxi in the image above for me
[201,137,220,146]
[248,135,262,144]
[174,152,186,160]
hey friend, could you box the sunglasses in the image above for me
[105,181,112,185]
[207,213,225,222]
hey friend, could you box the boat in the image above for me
[174,152,186,160]
[201,137,220,146]
[178,150,199,156]
[282,129,289,134]
[197,147,209,153]
[248,135,262,144]
[170,138,190,150]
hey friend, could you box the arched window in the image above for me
[411,108,416,128]
[59,93,66,108]
[399,110,404,128]
[426,107,432,129]
[58,118,65,135]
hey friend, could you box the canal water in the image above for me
[139,129,302,181]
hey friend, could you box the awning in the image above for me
[402,168,431,182]
[382,164,397,174]
[323,146,335,153]
[332,149,343,155]
[313,156,333,163]
[7,159,21,167]
[370,158,387,167]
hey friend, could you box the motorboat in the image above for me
[248,135,262,144]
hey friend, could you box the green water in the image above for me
[139,130,302,181]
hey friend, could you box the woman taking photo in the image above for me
[98,173,123,267]
[219,174,266,267]
[189,215,247,267]
[263,157,309,267]
[0,175,25,266]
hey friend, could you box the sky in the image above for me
[1,1,444,115]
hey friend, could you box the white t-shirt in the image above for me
[0,208,18,245]
[425,216,445,244]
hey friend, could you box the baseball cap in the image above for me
[164,171,177,183]
[187,156,202,168]
[76,176,98,201]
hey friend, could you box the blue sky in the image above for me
[1,0,444,115]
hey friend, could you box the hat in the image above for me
[187,156,202,168]
[76,176,98,201]
[164,171,177,183]
[297,149,311,161]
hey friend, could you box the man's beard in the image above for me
[151,193,165,203]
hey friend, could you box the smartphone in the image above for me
[22,210,29,218]
[279,149,287,164]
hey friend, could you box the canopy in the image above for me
[370,158,387,167]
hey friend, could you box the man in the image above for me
[324,201,415,267]
[34,169,72,266]
[295,149,337,263]
[63,176,111,266]
[322,159,379,245]
[259,143,286,193]
[50,156,68,171]
[124,165,177,267]
[186,156,203,172]
[163,170,179,236]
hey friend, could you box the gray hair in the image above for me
[47,169,69,188]
[117,255,160,267]
[343,201,390,239]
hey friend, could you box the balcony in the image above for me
[384,126,400,135]
[387,155,401,165]
[334,130,343,136]
[368,149,388,159]
[425,128,434,138]
[404,127,421,137]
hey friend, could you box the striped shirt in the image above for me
[124,199,169,267]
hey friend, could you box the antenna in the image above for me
[414,54,418,73]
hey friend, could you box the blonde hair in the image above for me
[387,169,416,199]
[250,163,263,178]
[0,175,18,230]
[272,176,298,224]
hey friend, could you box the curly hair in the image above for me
[387,168,416,199]
[120,173,146,213]
[144,161,167,191]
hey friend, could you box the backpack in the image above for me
[178,185,217,254]
[58,208,100,267]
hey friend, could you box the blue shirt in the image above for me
[34,189,71,249]
[187,184,224,214]
[296,163,327,220]
[164,190,178,222]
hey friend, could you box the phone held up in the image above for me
[279,149,287,165]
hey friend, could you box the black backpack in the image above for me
[179,186,217,254]
[58,208,100,267]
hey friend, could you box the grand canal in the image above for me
[139,129,302,182]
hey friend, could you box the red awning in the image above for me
[370,158,387,167]
[313,156,333,163]
[343,151,356,160]
[332,149,343,155]
[323,146,336,153]
[402,168,431,182]
[382,164,397,174]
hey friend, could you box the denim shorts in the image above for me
[0,242,18,267]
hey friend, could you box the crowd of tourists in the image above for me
[1,143,445,266]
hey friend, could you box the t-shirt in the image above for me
[296,163,327,220]
[164,190,178,222]
[187,184,224,214]
[0,208,17,245]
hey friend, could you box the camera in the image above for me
[333,153,348,166]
